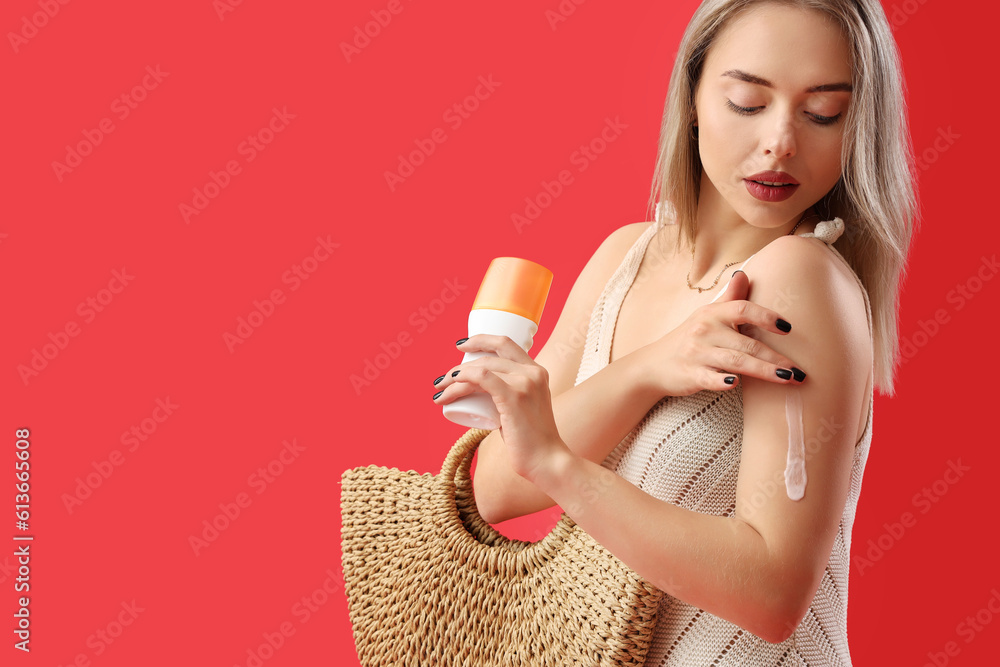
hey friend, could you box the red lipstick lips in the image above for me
[744,170,799,202]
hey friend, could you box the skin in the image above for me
[431,2,872,644]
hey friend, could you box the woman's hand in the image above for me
[431,334,573,483]
[632,270,807,396]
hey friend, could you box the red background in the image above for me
[3,0,996,665]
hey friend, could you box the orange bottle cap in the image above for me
[471,257,553,324]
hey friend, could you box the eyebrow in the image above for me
[721,69,853,93]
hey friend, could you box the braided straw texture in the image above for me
[340,427,663,666]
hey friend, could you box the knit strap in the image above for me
[799,217,846,245]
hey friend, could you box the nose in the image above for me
[763,114,797,158]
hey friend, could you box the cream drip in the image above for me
[784,389,807,500]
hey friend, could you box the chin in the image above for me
[732,206,792,230]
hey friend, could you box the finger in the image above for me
[432,365,512,405]
[435,355,530,389]
[707,368,740,390]
[709,347,805,385]
[712,328,802,375]
[708,270,792,334]
[717,298,793,336]
[710,269,750,305]
[455,334,534,363]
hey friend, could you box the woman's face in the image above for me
[693,3,853,228]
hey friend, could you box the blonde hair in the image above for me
[646,0,918,396]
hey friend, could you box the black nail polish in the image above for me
[776,319,792,333]
[724,376,736,385]
[731,269,745,278]
[776,368,793,380]
[451,370,460,377]
[455,337,469,346]
[433,375,445,385]
[432,390,443,400]
[791,367,806,382]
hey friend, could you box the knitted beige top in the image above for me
[573,217,874,666]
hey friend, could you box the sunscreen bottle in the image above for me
[442,257,553,430]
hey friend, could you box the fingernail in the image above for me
[776,368,793,380]
[433,375,445,385]
[791,367,806,382]
[776,318,792,333]
[455,337,469,346]
[724,375,736,385]
[732,269,745,278]
[432,390,443,400]
[451,370,460,377]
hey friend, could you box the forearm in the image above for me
[473,349,663,524]
[531,452,804,644]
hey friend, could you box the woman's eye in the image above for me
[807,112,842,125]
[726,100,761,116]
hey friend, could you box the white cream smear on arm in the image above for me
[784,389,807,501]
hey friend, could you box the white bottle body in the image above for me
[441,308,538,430]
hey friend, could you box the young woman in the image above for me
[431,0,915,662]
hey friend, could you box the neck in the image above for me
[686,179,816,283]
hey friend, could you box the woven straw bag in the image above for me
[340,426,662,666]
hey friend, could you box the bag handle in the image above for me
[435,427,578,576]
[439,426,491,483]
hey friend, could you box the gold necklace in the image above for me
[685,212,810,293]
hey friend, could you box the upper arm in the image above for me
[732,235,871,620]
[531,222,651,397]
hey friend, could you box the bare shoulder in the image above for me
[562,220,658,303]
[604,221,656,255]
[531,221,657,396]
[747,234,869,343]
